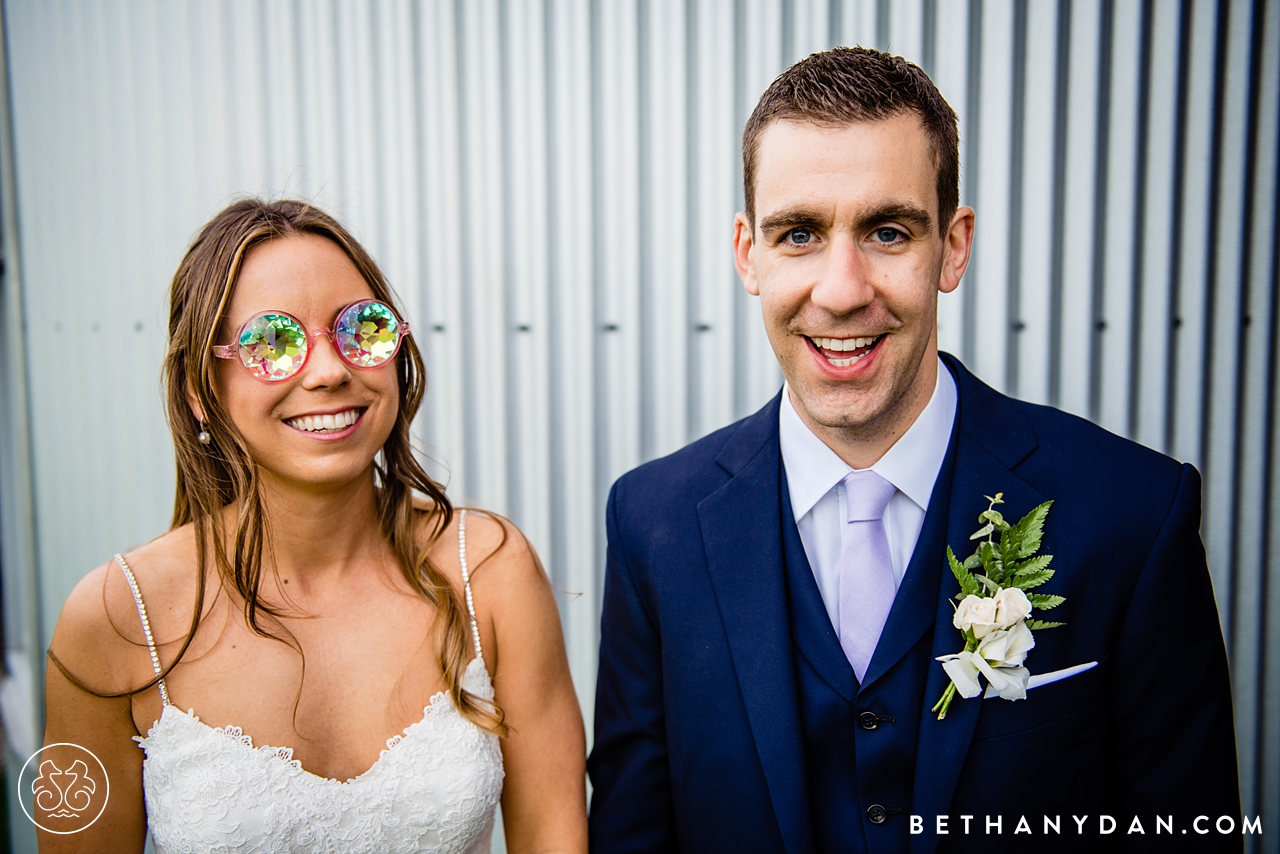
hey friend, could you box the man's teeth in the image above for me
[813,336,879,351]
[285,409,361,432]
[813,335,881,366]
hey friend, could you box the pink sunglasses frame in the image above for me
[212,299,411,382]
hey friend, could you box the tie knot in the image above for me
[843,469,896,522]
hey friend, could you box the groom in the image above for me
[588,47,1240,853]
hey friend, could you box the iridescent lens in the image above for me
[238,314,308,380]
[336,301,400,367]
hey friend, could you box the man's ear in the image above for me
[184,377,205,424]
[938,205,975,295]
[733,212,759,296]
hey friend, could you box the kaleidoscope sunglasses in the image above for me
[212,299,410,382]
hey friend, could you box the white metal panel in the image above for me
[643,0,689,460]
[418,0,469,498]
[968,0,1013,391]
[1096,0,1143,436]
[737,0,785,417]
[1014,0,1058,406]
[932,0,969,359]
[837,0,877,48]
[886,0,924,65]
[790,0,831,62]
[546,0,599,720]
[1057,0,1102,419]
[1171,0,1220,471]
[689,0,738,441]
[1134,0,1182,454]
[594,0,643,488]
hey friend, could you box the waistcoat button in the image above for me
[867,804,888,824]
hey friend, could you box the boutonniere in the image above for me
[932,493,1064,720]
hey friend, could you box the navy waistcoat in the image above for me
[779,426,958,854]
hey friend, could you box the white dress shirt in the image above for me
[779,357,958,639]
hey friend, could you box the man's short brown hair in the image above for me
[742,46,959,234]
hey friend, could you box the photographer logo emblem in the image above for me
[19,743,110,834]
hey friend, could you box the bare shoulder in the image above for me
[418,506,558,668]
[49,525,202,696]
[455,512,550,604]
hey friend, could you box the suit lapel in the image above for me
[908,355,1048,854]
[698,393,814,854]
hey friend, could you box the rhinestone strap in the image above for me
[457,510,483,662]
[114,554,171,707]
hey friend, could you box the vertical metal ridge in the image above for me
[1199,0,1230,478]
[782,0,794,61]
[876,0,890,50]
[685,0,699,442]
[1127,0,1154,439]
[1005,0,1026,396]
[1257,62,1280,844]
[961,0,982,365]
[637,0,653,459]
[544,0,566,586]
[828,0,843,46]
[1230,0,1269,812]
[589,0,611,527]
[1087,0,1114,423]
[1164,0,1194,455]
[1047,0,1071,408]
[453,0,478,501]
[922,0,937,75]
[0,0,48,758]
[732,0,748,419]
[499,0,520,519]
[1198,0,1230,631]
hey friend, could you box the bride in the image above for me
[40,199,587,852]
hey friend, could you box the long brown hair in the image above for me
[53,198,505,735]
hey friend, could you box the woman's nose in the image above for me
[300,329,351,388]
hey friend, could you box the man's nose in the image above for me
[300,330,351,389]
[809,234,876,316]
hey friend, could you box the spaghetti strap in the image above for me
[457,510,483,663]
[114,554,171,707]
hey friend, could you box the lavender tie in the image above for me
[838,469,898,682]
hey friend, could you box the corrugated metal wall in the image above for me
[0,0,1275,849]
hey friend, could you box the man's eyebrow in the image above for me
[756,203,935,235]
[756,207,832,234]
[856,203,934,233]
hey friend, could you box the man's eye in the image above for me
[785,229,813,245]
[874,227,903,243]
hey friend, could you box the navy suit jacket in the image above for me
[587,354,1239,853]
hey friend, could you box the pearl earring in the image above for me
[197,418,211,445]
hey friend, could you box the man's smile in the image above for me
[805,334,886,367]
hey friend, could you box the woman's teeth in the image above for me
[285,409,361,433]
[813,335,882,366]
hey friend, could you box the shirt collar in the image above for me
[779,356,958,522]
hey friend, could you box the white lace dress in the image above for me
[123,511,504,853]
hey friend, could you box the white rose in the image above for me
[993,586,1033,629]
[952,594,1000,638]
[976,620,1036,668]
